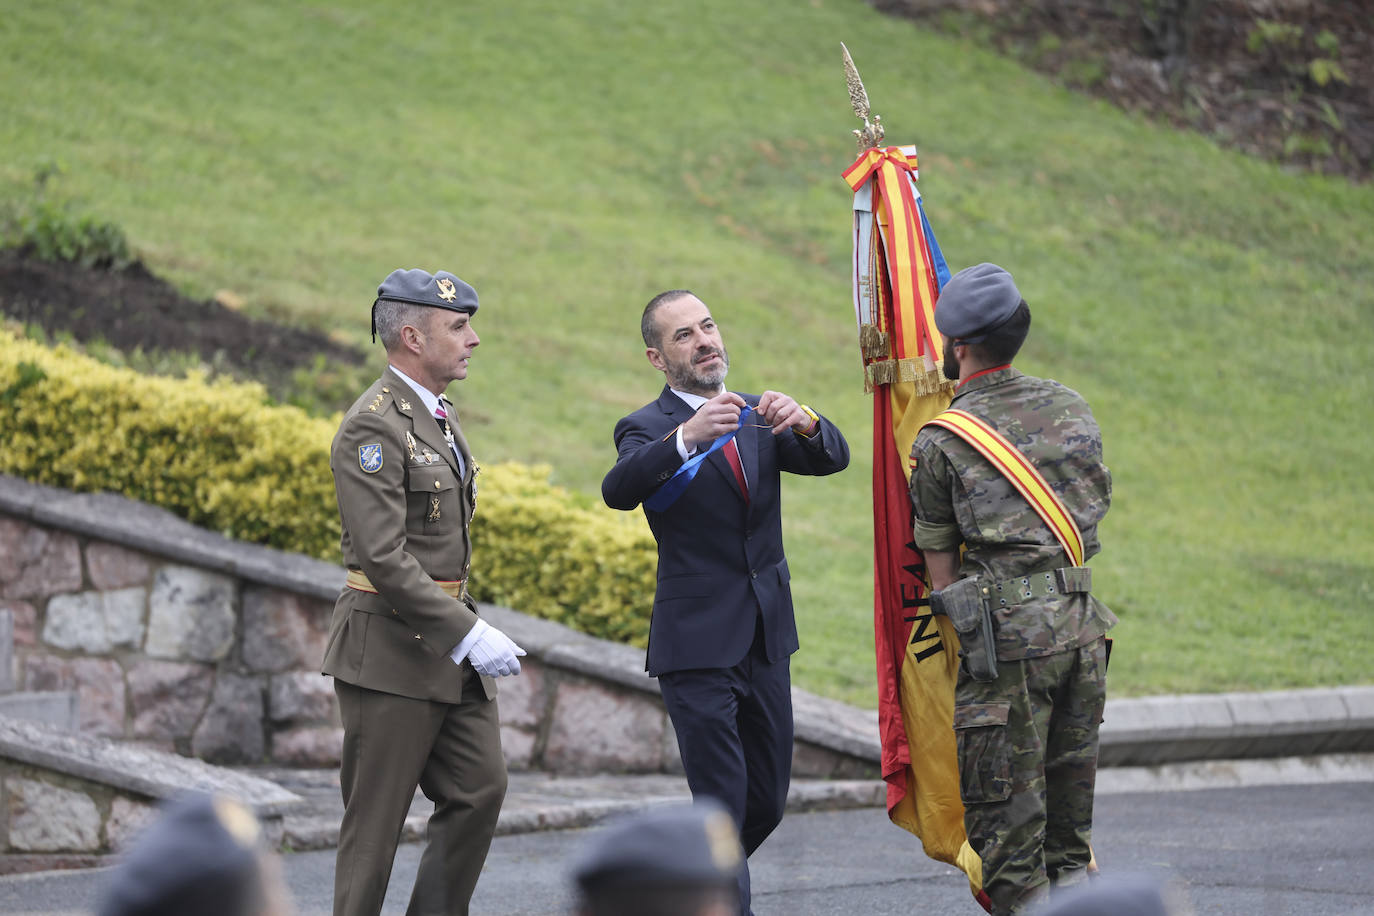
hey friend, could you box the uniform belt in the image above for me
[988,567,1091,607]
[345,569,467,599]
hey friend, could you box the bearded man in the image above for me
[602,289,850,915]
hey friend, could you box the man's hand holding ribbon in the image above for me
[756,390,819,436]
[680,391,747,452]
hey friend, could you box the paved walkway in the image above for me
[263,750,1374,853]
[6,763,1372,916]
[257,682,1374,854]
[264,767,886,851]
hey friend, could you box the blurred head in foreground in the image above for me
[571,800,744,916]
[97,792,293,916]
[1031,871,1189,916]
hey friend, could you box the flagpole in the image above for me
[838,43,990,911]
[841,42,885,152]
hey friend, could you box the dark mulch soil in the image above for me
[878,0,1372,181]
[0,248,365,387]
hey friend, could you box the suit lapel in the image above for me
[657,386,694,427]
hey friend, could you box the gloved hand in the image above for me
[454,619,526,677]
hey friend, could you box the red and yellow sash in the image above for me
[923,409,1085,567]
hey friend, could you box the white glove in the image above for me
[452,619,526,677]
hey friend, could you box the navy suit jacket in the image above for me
[602,387,850,676]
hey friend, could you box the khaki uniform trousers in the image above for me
[333,668,505,916]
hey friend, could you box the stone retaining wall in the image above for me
[0,716,299,868]
[1,515,340,767]
[0,475,875,781]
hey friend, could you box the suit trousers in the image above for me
[657,621,793,915]
[333,670,506,916]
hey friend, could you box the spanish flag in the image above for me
[843,144,990,910]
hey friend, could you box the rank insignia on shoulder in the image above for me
[359,443,384,474]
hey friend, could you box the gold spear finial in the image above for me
[841,42,884,151]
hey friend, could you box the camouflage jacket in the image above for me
[909,366,1117,660]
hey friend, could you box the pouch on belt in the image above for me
[930,576,998,682]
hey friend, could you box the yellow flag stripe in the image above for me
[926,409,1084,566]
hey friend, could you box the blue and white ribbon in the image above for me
[644,405,753,512]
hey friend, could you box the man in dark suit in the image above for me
[602,289,850,914]
[323,268,526,916]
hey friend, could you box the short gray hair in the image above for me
[641,289,696,348]
[373,299,433,351]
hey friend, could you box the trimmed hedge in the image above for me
[0,331,656,645]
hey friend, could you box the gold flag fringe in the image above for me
[864,359,955,395]
[859,324,889,360]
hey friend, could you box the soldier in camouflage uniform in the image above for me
[908,263,1117,915]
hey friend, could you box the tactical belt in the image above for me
[345,569,466,599]
[988,567,1092,607]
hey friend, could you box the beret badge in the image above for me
[436,277,458,302]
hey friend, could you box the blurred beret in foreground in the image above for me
[572,799,744,896]
[97,793,269,916]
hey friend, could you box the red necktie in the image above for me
[723,437,749,503]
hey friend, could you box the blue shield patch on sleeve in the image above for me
[359,443,383,474]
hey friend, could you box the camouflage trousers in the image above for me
[954,637,1108,916]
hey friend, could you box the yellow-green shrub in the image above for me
[0,331,656,645]
[472,463,657,646]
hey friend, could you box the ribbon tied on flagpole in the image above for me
[843,145,942,366]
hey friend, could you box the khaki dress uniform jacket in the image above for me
[322,365,504,916]
[324,366,495,701]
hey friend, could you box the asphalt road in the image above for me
[4,780,1372,915]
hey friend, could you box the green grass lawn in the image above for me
[3,0,1371,706]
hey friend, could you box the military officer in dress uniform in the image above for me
[322,268,525,916]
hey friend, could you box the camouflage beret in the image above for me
[572,800,743,895]
[375,268,479,314]
[934,262,1022,344]
[97,793,266,916]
